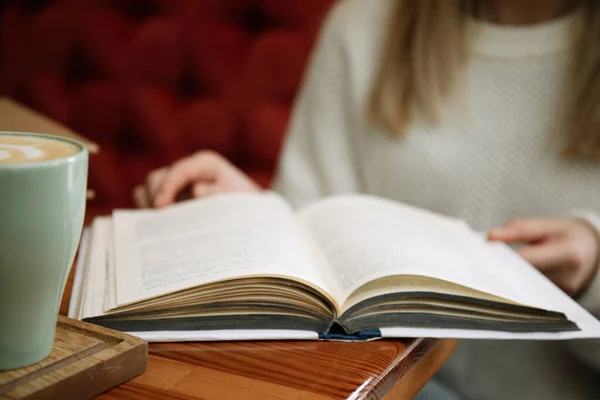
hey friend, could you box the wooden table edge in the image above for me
[381,338,456,399]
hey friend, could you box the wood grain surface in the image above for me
[95,338,454,400]
[0,317,147,400]
[58,215,456,399]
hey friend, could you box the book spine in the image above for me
[319,330,381,341]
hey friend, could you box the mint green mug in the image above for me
[0,132,88,370]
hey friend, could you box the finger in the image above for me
[191,177,245,199]
[155,154,219,207]
[517,242,572,272]
[133,185,151,208]
[146,168,167,200]
[192,182,218,198]
[488,219,566,243]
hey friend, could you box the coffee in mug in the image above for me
[0,134,81,164]
[0,132,88,370]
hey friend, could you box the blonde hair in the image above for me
[367,0,600,160]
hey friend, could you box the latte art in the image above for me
[0,134,80,164]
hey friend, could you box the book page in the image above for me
[298,195,563,311]
[68,228,90,319]
[79,218,111,320]
[111,192,340,309]
[129,330,319,343]
[104,219,117,312]
[380,242,600,340]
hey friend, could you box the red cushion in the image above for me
[20,75,70,125]
[1,6,29,95]
[240,31,312,104]
[242,103,290,169]
[177,99,237,157]
[261,0,334,29]
[131,17,185,89]
[76,6,134,80]
[78,0,152,11]
[69,81,125,146]
[165,0,255,22]
[1,0,333,210]
[246,169,274,189]
[127,85,185,163]
[190,22,249,95]
[88,147,129,207]
[124,155,160,198]
[24,5,73,77]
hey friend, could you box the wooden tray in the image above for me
[0,316,147,400]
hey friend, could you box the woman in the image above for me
[134,0,600,398]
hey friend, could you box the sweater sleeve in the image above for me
[566,210,600,371]
[272,2,363,209]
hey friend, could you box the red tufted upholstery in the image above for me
[0,0,334,211]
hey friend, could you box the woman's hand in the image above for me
[488,218,600,297]
[133,151,260,208]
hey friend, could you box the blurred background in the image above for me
[0,0,335,213]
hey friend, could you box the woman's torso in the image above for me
[330,0,600,398]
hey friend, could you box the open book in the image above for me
[70,192,600,342]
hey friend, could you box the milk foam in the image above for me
[0,134,80,164]
[0,143,45,160]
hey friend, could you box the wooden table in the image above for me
[59,219,456,400]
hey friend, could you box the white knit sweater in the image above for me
[273,1,600,399]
